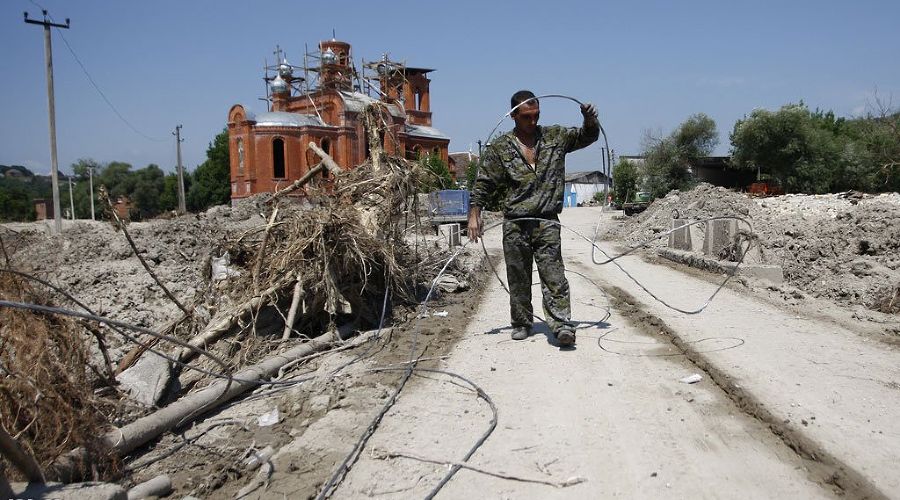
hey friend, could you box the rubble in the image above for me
[601,183,900,314]
[0,106,484,495]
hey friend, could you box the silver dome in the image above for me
[270,75,288,94]
[277,60,293,78]
[322,48,337,65]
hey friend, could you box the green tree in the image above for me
[98,161,135,199]
[730,103,845,194]
[419,154,453,192]
[641,113,718,198]
[160,172,190,212]
[187,129,230,212]
[611,159,639,205]
[0,178,34,221]
[131,164,166,219]
[71,158,101,180]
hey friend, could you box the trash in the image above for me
[432,311,449,317]
[211,251,241,281]
[435,274,470,293]
[562,476,587,487]
[679,374,703,384]
[257,408,281,427]
[244,445,275,470]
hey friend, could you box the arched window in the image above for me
[321,138,331,178]
[273,138,285,178]
[237,138,245,175]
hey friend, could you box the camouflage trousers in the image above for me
[502,216,572,333]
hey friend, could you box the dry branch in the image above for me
[47,329,381,481]
[266,161,325,203]
[308,142,344,175]
[177,280,290,363]
[104,192,191,316]
[252,205,280,291]
[0,427,44,483]
[371,449,586,489]
[282,273,304,340]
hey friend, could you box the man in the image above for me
[468,90,599,346]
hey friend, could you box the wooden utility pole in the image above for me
[67,175,75,220]
[173,125,186,214]
[25,10,70,234]
[89,166,95,220]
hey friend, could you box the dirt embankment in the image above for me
[600,183,900,314]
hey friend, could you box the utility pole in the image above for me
[173,125,186,214]
[89,166,95,220]
[67,175,75,220]
[25,10,70,234]
[601,147,609,208]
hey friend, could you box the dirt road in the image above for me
[308,207,898,499]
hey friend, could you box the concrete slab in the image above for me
[659,248,784,284]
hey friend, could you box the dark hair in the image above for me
[510,90,537,110]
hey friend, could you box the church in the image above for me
[227,39,450,202]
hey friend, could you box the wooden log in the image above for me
[126,474,172,500]
[108,330,342,457]
[266,162,324,203]
[281,274,304,340]
[252,205,280,292]
[307,142,344,175]
[177,280,288,363]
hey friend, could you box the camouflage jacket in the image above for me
[471,121,599,217]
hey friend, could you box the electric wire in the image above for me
[25,0,167,142]
[0,93,754,497]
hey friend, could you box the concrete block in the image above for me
[12,481,127,500]
[669,219,692,251]
[118,351,172,406]
[438,223,461,247]
[703,219,737,258]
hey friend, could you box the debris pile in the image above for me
[0,106,476,492]
[602,183,900,313]
[0,273,115,480]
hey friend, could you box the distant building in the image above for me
[34,199,50,220]
[448,151,479,184]
[227,40,450,202]
[565,170,611,206]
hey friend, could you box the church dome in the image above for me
[270,75,288,94]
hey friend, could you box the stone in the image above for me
[118,352,172,406]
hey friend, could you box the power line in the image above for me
[26,0,167,143]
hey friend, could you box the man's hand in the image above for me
[580,103,598,124]
[467,207,482,242]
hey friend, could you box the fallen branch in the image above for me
[371,449,586,489]
[0,426,44,483]
[282,273,304,340]
[266,161,324,203]
[308,142,344,175]
[177,280,289,363]
[105,193,191,316]
[49,329,375,481]
[252,205,280,292]
[126,474,172,499]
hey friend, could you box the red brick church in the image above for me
[227,39,450,201]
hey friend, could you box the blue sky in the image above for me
[2,0,898,175]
